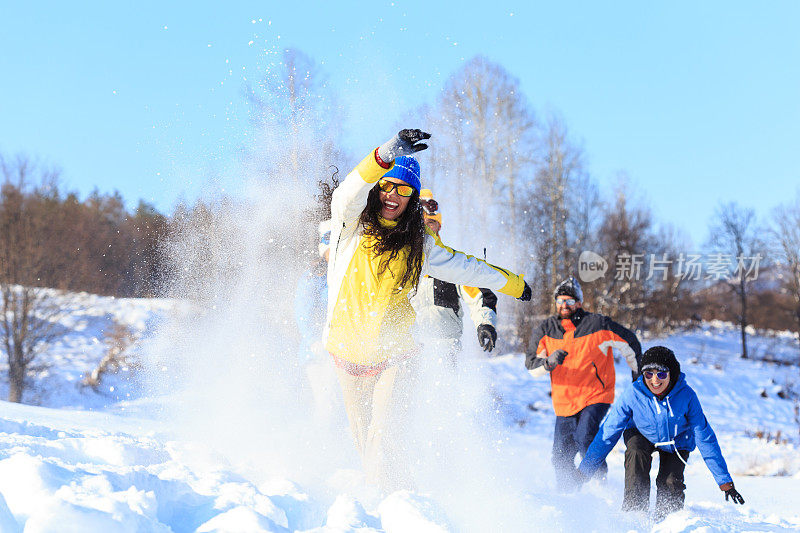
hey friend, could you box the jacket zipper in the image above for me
[591,362,605,389]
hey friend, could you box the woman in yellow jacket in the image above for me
[324,128,531,490]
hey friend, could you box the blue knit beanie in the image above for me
[382,156,421,192]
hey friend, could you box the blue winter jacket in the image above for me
[578,372,733,486]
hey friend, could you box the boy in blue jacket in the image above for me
[578,346,745,519]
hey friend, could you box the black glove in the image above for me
[377,129,431,163]
[544,349,568,371]
[477,324,497,352]
[724,485,745,505]
[421,198,438,215]
[517,281,532,301]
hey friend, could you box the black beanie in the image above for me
[553,276,583,302]
[640,346,680,378]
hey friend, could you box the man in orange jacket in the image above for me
[526,277,641,491]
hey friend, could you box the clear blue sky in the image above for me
[1,1,798,245]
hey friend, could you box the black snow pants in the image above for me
[552,402,610,492]
[622,427,691,519]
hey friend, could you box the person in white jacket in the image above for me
[324,128,531,490]
[411,189,498,365]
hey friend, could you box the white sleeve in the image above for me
[457,285,497,328]
[330,152,390,229]
[422,233,525,297]
[331,168,374,229]
[598,339,639,372]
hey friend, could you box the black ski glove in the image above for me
[544,349,568,371]
[722,484,745,505]
[377,129,431,163]
[421,198,439,215]
[517,281,532,301]
[477,324,497,352]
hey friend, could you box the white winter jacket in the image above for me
[410,276,497,342]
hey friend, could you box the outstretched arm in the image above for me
[687,390,733,487]
[578,391,633,477]
[424,231,529,299]
[331,151,389,227]
[331,129,431,227]
[599,317,642,377]
[525,323,549,377]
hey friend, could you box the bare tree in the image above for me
[244,47,350,267]
[526,115,598,313]
[82,322,138,389]
[0,155,70,402]
[433,56,538,250]
[644,223,695,333]
[424,56,541,350]
[707,201,765,358]
[771,190,800,354]
[594,179,657,331]
[245,47,346,185]
[565,175,693,334]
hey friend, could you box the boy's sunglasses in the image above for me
[378,179,414,198]
[556,298,577,306]
[643,370,669,380]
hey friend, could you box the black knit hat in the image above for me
[640,346,680,378]
[553,276,583,302]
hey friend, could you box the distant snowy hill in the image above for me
[0,293,798,532]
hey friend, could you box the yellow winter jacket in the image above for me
[326,217,417,365]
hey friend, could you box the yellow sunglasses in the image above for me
[378,179,415,198]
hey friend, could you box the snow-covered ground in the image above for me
[1,295,799,532]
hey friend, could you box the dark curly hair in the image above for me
[314,166,340,221]
[359,185,426,293]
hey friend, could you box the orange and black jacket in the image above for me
[525,309,641,417]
